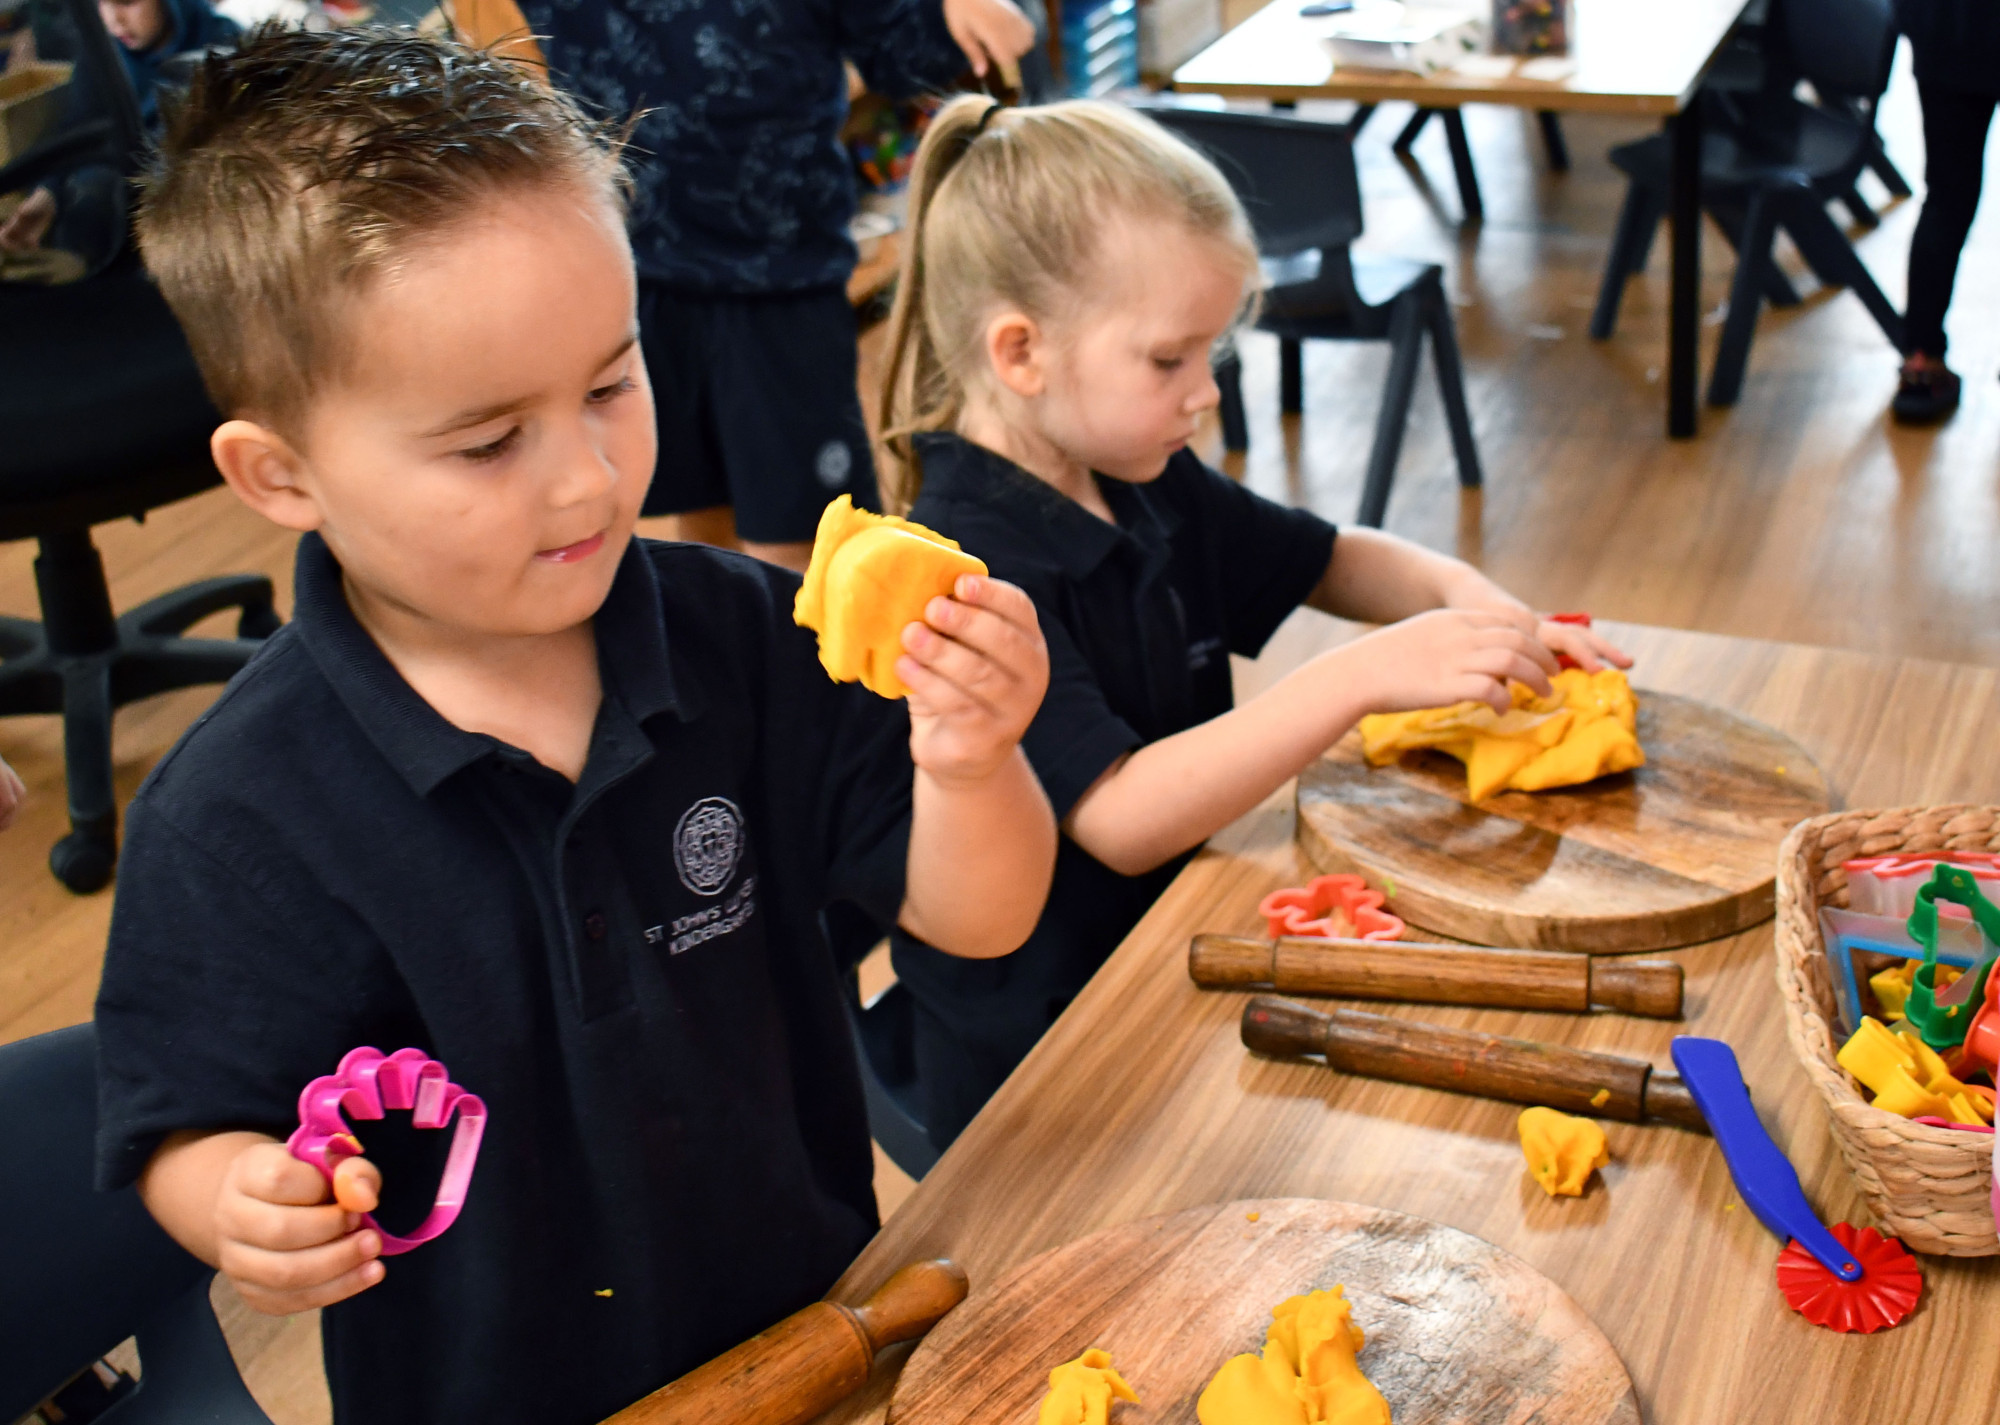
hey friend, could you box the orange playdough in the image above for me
[1196,1287,1390,1425]
[793,495,987,699]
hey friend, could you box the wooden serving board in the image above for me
[889,1199,1637,1425]
[1296,690,1831,953]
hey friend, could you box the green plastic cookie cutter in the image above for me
[1903,865,2000,1051]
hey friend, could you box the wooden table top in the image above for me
[818,616,2000,1425]
[1171,0,1752,114]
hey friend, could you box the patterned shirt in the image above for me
[518,0,965,293]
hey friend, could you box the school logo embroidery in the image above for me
[814,439,853,490]
[673,796,744,897]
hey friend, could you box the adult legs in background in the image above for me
[1895,84,1997,424]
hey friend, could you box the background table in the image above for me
[1171,0,1756,439]
[815,616,2000,1425]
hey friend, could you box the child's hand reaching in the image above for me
[1350,608,1561,716]
[898,574,1048,780]
[210,1139,386,1314]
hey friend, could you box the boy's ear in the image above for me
[982,310,1046,400]
[210,420,325,533]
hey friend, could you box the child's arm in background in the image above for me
[893,574,1056,959]
[0,755,24,831]
[1063,533,1629,877]
[838,0,1034,95]
[141,1129,388,1314]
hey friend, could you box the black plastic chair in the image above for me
[1138,100,1481,529]
[1,0,278,894]
[1589,0,1905,406]
[1380,104,1570,223]
[0,1024,276,1423]
[822,904,939,1181]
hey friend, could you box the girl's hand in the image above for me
[214,1142,385,1315]
[0,185,55,253]
[1537,618,1632,673]
[1351,608,1559,716]
[898,574,1048,785]
[0,755,24,832]
[942,0,1036,77]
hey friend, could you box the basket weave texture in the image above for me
[1775,805,2000,1256]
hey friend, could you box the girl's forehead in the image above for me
[1085,223,1254,333]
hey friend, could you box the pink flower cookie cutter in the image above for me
[1258,872,1405,942]
[285,1046,487,1256]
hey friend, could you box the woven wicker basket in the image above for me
[1775,805,2000,1256]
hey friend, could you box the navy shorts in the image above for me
[637,282,881,542]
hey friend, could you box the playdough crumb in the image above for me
[595,1288,613,1297]
[1197,1287,1389,1425]
[792,495,987,699]
[1038,1348,1138,1425]
[1247,1211,1260,1221]
[1519,1106,1609,1197]
[1589,1088,1610,1107]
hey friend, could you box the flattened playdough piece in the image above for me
[1197,1287,1389,1425]
[1518,1106,1610,1197]
[1037,1348,1139,1425]
[1357,668,1643,800]
[793,495,987,699]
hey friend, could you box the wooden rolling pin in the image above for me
[1192,934,1683,1018]
[1241,995,1708,1130]
[602,1259,968,1425]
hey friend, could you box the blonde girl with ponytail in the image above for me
[880,95,1632,1150]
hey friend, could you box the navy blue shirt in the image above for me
[517,0,965,294]
[891,433,1336,1146]
[95,534,914,1425]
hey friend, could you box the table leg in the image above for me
[1666,103,1701,439]
[1441,109,1484,225]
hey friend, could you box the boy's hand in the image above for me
[897,574,1047,784]
[943,0,1036,77]
[215,1142,386,1315]
[0,185,55,252]
[1537,618,1633,674]
[1352,608,1559,716]
[0,755,24,832]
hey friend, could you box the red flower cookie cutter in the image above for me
[1548,611,1592,670]
[1258,873,1405,942]
[286,1046,487,1256]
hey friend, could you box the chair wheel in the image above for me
[51,828,116,893]
[239,604,283,640]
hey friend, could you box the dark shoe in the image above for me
[1892,358,1961,425]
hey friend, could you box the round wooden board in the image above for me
[889,1199,1638,1425]
[1296,690,1831,953]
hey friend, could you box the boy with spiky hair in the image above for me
[94,27,1054,1425]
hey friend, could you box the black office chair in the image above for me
[1,0,278,894]
[0,1024,277,1424]
[1138,100,1481,529]
[1589,0,1905,406]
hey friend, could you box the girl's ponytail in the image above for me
[878,96,1007,511]
[876,96,1258,514]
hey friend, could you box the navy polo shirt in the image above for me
[891,433,1336,1147]
[94,533,914,1425]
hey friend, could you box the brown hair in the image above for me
[137,25,626,433]
[877,96,1257,511]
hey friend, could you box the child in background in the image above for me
[0,0,238,257]
[879,97,1631,1148]
[514,0,1036,570]
[95,31,1053,1425]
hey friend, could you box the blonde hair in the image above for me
[878,97,1258,510]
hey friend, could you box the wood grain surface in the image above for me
[808,620,2000,1425]
[1171,0,1751,112]
[1296,691,1833,952]
[888,1199,1637,1425]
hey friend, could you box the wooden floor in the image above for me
[4,43,1997,1424]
